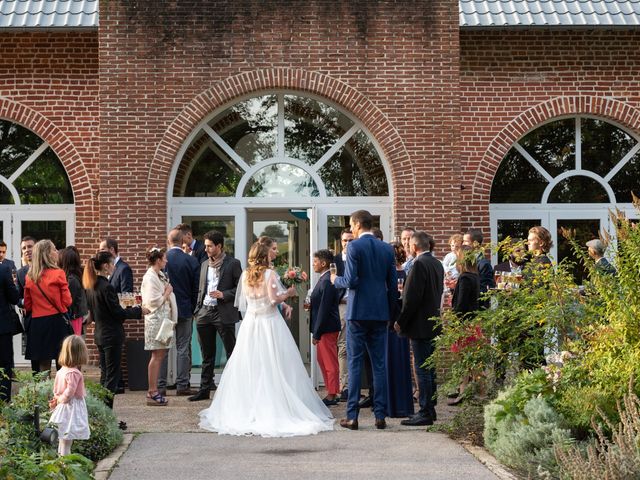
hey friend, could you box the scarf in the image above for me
[208,252,226,274]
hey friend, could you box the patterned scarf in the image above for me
[208,251,226,274]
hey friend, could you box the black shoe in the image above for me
[188,390,211,401]
[339,389,348,402]
[118,421,128,431]
[322,397,339,406]
[339,418,358,430]
[401,414,433,426]
[375,418,387,430]
[166,384,177,390]
[358,396,372,408]
[115,387,125,394]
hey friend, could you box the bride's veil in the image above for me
[234,271,248,314]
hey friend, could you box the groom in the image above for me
[331,210,398,430]
[189,231,242,401]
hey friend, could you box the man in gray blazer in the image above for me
[189,231,242,401]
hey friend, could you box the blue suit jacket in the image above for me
[0,259,16,272]
[310,271,342,340]
[0,263,19,335]
[110,258,134,294]
[191,239,208,264]
[166,247,200,319]
[334,234,398,322]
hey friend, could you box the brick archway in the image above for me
[0,98,96,255]
[472,96,640,202]
[149,68,411,204]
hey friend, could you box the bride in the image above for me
[198,239,334,437]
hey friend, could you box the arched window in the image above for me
[172,93,389,199]
[490,116,640,279]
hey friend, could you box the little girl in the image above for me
[49,335,91,456]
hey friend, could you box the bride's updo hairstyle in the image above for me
[146,246,166,266]
[246,240,271,287]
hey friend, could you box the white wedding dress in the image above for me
[198,269,334,437]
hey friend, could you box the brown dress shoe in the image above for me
[176,388,197,396]
[375,418,387,430]
[339,418,358,430]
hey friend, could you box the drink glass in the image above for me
[397,277,404,293]
[303,289,312,311]
[494,271,502,286]
[329,263,337,276]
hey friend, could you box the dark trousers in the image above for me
[98,340,122,408]
[346,320,388,421]
[196,306,236,392]
[0,333,13,402]
[411,338,437,419]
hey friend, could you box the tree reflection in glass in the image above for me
[581,118,636,177]
[490,149,548,203]
[244,163,319,197]
[0,120,44,178]
[520,118,575,177]
[13,148,73,204]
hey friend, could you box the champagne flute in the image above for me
[397,277,404,293]
[329,263,337,276]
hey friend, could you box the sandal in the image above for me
[146,391,168,406]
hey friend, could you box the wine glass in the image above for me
[329,263,337,276]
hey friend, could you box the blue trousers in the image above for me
[346,320,388,420]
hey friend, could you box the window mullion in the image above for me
[575,116,582,171]
[514,143,554,183]
[313,124,359,172]
[277,94,285,159]
[8,142,49,184]
[202,124,250,172]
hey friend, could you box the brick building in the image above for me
[2,0,640,374]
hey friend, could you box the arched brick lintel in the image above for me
[150,68,411,199]
[472,96,640,202]
[0,98,93,209]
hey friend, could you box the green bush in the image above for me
[0,371,122,478]
[484,387,574,479]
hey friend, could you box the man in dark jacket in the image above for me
[395,231,444,426]
[0,263,20,401]
[464,229,495,309]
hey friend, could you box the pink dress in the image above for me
[49,366,90,440]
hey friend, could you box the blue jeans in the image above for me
[346,320,388,420]
[411,339,437,418]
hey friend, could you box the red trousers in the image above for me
[317,331,340,395]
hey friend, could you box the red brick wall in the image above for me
[460,29,640,236]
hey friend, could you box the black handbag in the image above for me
[34,281,74,336]
[10,308,24,335]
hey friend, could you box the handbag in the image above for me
[154,315,175,346]
[34,281,74,336]
[10,308,24,335]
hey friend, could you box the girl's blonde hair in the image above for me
[58,335,89,368]
[448,233,463,247]
[246,241,271,287]
[28,239,59,284]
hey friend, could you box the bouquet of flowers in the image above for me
[275,264,308,296]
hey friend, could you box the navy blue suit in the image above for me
[0,263,21,401]
[0,259,16,272]
[334,233,398,421]
[110,258,134,294]
[165,247,199,319]
[190,239,207,265]
[310,271,341,341]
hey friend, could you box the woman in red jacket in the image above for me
[24,239,72,374]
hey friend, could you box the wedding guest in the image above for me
[0,262,19,401]
[176,223,207,264]
[463,229,495,308]
[387,242,414,418]
[58,247,88,336]
[99,238,133,294]
[334,229,353,401]
[442,234,463,279]
[447,245,481,406]
[400,227,416,273]
[309,249,342,406]
[24,240,72,375]
[527,226,553,267]
[83,251,145,407]
[142,247,177,406]
[395,231,444,426]
[17,236,36,371]
[333,210,398,431]
[0,240,16,271]
[158,229,199,397]
[586,239,616,276]
[189,231,242,402]
[494,239,527,274]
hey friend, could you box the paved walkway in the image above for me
[106,390,497,480]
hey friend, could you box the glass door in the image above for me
[550,211,610,285]
[0,212,11,262]
[247,209,311,365]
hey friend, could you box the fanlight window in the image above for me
[173,94,389,198]
[490,117,640,204]
[0,120,73,205]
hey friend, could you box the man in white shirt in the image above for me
[335,228,354,401]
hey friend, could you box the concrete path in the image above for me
[105,384,497,479]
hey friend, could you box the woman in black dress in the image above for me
[83,251,147,407]
[448,245,481,405]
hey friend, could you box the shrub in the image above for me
[485,388,574,479]
[555,385,640,480]
[73,393,123,461]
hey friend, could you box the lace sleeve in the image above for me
[266,269,288,306]
[234,271,248,314]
